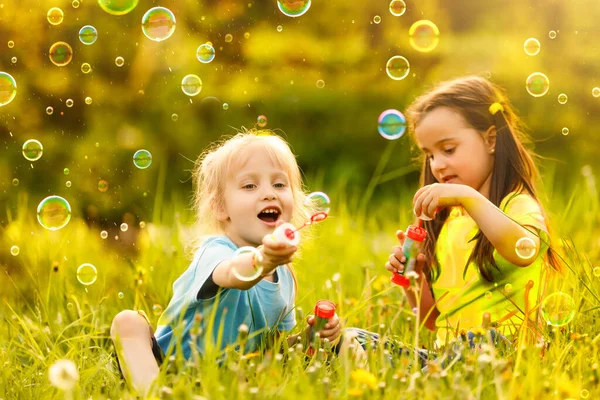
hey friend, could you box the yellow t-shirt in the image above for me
[432,192,551,344]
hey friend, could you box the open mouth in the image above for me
[442,175,458,183]
[257,207,281,224]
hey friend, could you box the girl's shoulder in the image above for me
[498,190,541,213]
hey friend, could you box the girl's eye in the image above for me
[444,147,455,154]
[242,184,256,189]
[274,183,286,188]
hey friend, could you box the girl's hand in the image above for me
[413,183,475,220]
[260,220,298,273]
[307,313,341,343]
[385,230,427,275]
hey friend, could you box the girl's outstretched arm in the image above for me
[413,183,541,267]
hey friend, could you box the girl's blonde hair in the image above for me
[190,129,312,293]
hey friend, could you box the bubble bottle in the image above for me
[307,299,336,355]
[390,221,427,287]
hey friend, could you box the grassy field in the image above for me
[1,163,599,400]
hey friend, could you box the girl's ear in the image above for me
[483,125,497,154]
[214,201,229,222]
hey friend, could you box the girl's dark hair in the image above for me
[406,76,562,282]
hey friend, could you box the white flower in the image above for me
[48,359,79,391]
[406,271,420,280]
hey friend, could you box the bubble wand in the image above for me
[270,211,328,245]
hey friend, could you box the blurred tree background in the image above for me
[0,0,599,231]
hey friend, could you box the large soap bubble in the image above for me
[0,72,17,107]
[541,292,576,327]
[526,72,549,97]
[37,196,72,231]
[142,7,176,42]
[378,109,406,140]
[277,0,311,17]
[386,56,410,80]
[98,0,139,15]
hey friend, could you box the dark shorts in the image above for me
[114,310,165,378]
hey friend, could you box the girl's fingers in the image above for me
[385,261,397,273]
[426,197,438,218]
[413,185,429,204]
[317,326,340,339]
[392,246,406,262]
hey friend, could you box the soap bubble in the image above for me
[37,196,72,231]
[98,180,109,192]
[81,63,92,74]
[504,283,513,293]
[47,7,64,25]
[8,40,14,48]
[540,292,576,327]
[181,74,202,96]
[171,113,178,121]
[85,97,92,105]
[196,43,215,63]
[484,291,492,300]
[152,304,163,316]
[523,38,540,56]
[118,292,124,299]
[257,115,268,127]
[232,246,264,281]
[49,42,73,67]
[142,7,176,42]
[389,0,406,16]
[12,178,19,186]
[373,15,381,24]
[277,25,283,32]
[22,139,43,161]
[100,230,108,239]
[78,25,98,45]
[561,127,569,136]
[120,223,128,232]
[225,34,233,43]
[378,109,406,140]
[98,0,139,15]
[525,72,549,97]
[244,32,250,39]
[223,103,229,110]
[277,0,311,17]
[65,99,73,108]
[593,266,600,277]
[115,56,124,67]
[515,237,536,259]
[409,20,439,52]
[0,72,17,106]
[305,192,331,214]
[386,56,410,80]
[133,149,152,169]
[72,0,80,8]
[77,263,97,285]
[549,30,557,39]
[10,245,19,256]
[581,389,590,399]
[11,57,17,64]
[557,93,567,104]
[316,79,325,89]
[65,181,71,188]
[592,87,600,98]
[46,106,54,115]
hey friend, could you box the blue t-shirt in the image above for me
[155,235,296,359]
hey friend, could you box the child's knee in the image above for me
[111,310,151,340]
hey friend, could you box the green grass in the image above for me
[1,166,600,399]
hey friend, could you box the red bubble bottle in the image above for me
[390,222,427,288]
